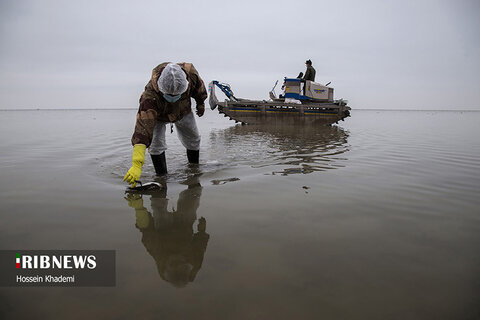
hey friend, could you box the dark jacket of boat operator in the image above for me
[131,62,208,147]
[303,64,316,82]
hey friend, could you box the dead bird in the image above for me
[126,181,163,194]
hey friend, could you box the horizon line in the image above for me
[1,107,479,112]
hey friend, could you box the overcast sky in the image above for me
[0,0,479,110]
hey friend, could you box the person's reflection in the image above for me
[124,177,209,288]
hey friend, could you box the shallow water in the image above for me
[0,109,479,319]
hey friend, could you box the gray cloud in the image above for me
[0,0,479,109]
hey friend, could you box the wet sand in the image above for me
[0,109,479,319]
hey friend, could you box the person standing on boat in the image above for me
[124,62,207,187]
[303,59,316,82]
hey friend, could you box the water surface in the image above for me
[0,109,479,319]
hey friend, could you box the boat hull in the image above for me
[216,101,350,125]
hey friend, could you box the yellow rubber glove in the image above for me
[123,144,146,187]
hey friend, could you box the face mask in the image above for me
[163,93,182,103]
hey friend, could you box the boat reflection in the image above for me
[209,124,350,175]
[124,175,209,288]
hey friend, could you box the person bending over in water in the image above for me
[124,62,207,187]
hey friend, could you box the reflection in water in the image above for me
[209,124,350,175]
[124,176,209,288]
[211,177,240,185]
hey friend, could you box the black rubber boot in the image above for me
[151,152,167,175]
[186,149,199,164]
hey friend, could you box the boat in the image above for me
[208,77,351,125]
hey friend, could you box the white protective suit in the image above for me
[148,112,201,155]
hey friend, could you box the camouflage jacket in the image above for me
[131,62,207,147]
[303,65,316,82]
